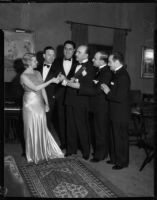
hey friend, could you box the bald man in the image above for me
[64,45,96,160]
[89,51,112,162]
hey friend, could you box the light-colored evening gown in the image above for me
[21,71,64,164]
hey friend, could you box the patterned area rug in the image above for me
[16,157,124,198]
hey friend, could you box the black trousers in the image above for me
[56,102,66,148]
[109,121,129,166]
[92,106,109,159]
[66,105,90,157]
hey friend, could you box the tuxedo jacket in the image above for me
[89,66,113,113]
[54,57,77,105]
[65,61,96,108]
[37,62,58,105]
[107,66,131,122]
[79,65,112,105]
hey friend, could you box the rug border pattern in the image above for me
[17,157,123,198]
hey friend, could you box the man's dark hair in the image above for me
[112,51,124,64]
[99,51,108,64]
[63,40,76,49]
[43,46,55,54]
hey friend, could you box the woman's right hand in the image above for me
[50,77,60,84]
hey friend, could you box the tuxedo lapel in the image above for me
[44,64,56,82]
[67,60,77,79]
[95,68,101,78]
[74,63,87,78]
[62,58,77,78]
[61,59,66,76]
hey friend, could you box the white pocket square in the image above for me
[93,80,99,84]
[82,70,87,76]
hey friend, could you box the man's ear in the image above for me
[43,54,45,59]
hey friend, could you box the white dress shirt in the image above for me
[43,64,51,81]
[63,59,72,76]
[98,64,106,70]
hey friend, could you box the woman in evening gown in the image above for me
[20,53,64,164]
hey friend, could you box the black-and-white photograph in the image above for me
[141,46,154,78]
[1,2,156,199]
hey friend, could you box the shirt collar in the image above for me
[99,64,106,70]
[64,58,72,62]
[115,65,123,72]
[80,59,88,64]
[43,63,51,67]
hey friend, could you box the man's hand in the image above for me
[57,73,67,83]
[70,77,76,83]
[101,83,110,94]
[67,81,80,89]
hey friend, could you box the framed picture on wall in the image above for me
[141,46,154,78]
[4,29,35,82]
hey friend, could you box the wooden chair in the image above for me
[139,135,154,171]
[129,90,147,146]
[139,102,156,171]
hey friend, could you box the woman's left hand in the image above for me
[50,77,60,84]
[45,104,49,112]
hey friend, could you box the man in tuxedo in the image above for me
[37,46,58,133]
[61,45,96,160]
[54,40,77,150]
[101,51,131,170]
[88,51,113,162]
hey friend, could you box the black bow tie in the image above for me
[44,64,51,68]
[64,58,72,61]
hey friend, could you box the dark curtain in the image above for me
[71,23,88,47]
[113,29,127,57]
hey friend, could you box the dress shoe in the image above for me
[60,145,66,150]
[90,157,105,163]
[106,160,115,165]
[65,153,72,157]
[21,152,26,157]
[83,155,89,160]
[112,164,128,170]
[90,158,100,163]
[65,152,77,157]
